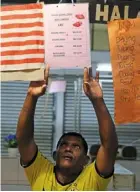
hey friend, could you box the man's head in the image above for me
[55,132,89,173]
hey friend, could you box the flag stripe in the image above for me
[1,44,44,52]
[1,31,44,38]
[1,58,44,65]
[1,54,44,61]
[1,18,43,25]
[1,22,43,29]
[1,49,44,56]
[1,64,44,71]
[1,36,44,43]
[1,13,43,21]
[1,3,42,12]
[1,9,43,16]
[2,26,44,34]
[1,40,44,47]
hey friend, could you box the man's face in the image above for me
[56,136,87,172]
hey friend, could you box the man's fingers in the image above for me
[89,67,93,79]
[42,84,47,95]
[83,68,91,95]
[44,64,50,85]
[84,82,90,86]
[84,67,90,83]
[95,71,99,82]
[83,82,89,95]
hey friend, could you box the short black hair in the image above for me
[56,132,88,154]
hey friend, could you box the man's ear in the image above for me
[84,155,90,165]
[53,151,56,161]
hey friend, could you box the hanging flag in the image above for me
[108,18,140,124]
[1,3,45,72]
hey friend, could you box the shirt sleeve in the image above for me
[20,148,53,190]
[84,161,113,191]
[93,161,113,191]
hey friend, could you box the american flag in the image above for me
[1,3,45,72]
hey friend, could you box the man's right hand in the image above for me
[16,64,50,165]
[28,64,50,98]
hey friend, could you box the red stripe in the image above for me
[1,40,44,47]
[1,3,42,12]
[1,13,43,21]
[1,22,43,29]
[1,58,44,65]
[1,31,44,38]
[1,49,44,56]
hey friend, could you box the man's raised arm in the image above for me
[83,67,118,177]
[16,65,50,164]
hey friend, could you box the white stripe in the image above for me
[1,17,43,25]
[1,27,43,34]
[1,63,44,71]
[1,36,44,43]
[1,45,44,52]
[1,9,43,16]
[1,54,44,61]
[1,68,44,81]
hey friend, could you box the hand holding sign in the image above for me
[83,67,103,101]
[28,64,50,98]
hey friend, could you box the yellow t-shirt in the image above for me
[23,151,112,191]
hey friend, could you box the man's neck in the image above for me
[55,167,81,185]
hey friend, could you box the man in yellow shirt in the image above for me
[16,65,118,191]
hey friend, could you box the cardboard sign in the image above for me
[108,18,140,124]
[44,3,91,69]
